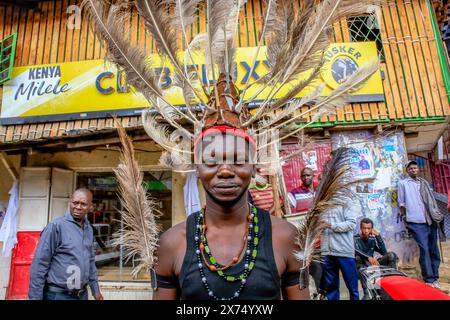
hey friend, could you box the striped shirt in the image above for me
[288,182,317,213]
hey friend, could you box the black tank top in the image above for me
[178,207,281,300]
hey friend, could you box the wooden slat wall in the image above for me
[0,0,448,144]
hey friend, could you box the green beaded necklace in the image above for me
[197,205,260,283]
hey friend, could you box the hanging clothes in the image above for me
[183,172,201,217]
[0,181,19,257]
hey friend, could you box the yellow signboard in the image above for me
[0,43,383,124]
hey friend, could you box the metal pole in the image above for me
[120,204,123,281]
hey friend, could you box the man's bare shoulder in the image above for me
[158,220,187,250]
[270,215,299,243]
[269,214,301,272]
[155,220,188,276]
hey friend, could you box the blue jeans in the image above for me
[43,290,88,300]
[406,222,440,283]
[323,256,359,300]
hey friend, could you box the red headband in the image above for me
[194,125,257,161]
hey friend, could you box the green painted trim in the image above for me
[392,116,447,122]
[299,116,446,128]
[427,0,450,104]
[136,13,141,48]
[0,32,17,85]
[303,119,390,128]
[251,2,258,46]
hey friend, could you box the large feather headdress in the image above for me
[83,0,382,171]
[83,0,383,279]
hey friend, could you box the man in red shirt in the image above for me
[288,167,318,214]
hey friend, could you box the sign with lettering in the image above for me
[0,43,383,124]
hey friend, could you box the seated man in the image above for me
[355,218,398,299]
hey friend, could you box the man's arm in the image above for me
[28,223,57,300]
[280,222,309,300]
[374,235,387,256]
[354,237,370,260]
[397,181,406,217]
[287,192,296,208]
[330,204,357,233]
[88,229,103,300]
[283,282,310,300]
[153,227,184,300]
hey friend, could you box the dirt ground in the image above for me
[438,241,450,293]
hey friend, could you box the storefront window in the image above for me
[76,171,172,282]
[348,14,385,61]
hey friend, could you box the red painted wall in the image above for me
[281,141,332,193]
[6,231,40,300]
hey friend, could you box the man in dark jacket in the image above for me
[29,188,103,300]
[355,218,398,299]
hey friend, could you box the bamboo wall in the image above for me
[0,0,448,143]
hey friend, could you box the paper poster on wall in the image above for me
[373,167,392,190]
[302,150,318,171]
[350,145,375,178]
[383,143,396,152]
[332,130,417,266]
[367,193,383,211]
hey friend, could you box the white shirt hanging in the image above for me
[183,172,201,217]
[0,181,19,257]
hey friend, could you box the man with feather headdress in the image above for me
[152,125,309,299]
[83,0,382,300]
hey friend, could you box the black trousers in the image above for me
[309,261,324,294]
[43,290,88,300]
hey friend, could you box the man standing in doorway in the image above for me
[397,160,443,289]
[29,188,104,300]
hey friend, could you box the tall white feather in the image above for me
[113,123,161,278]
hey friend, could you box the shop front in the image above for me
[1,0,449,299]
[0,134,183,299]
[77,170,172,283]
